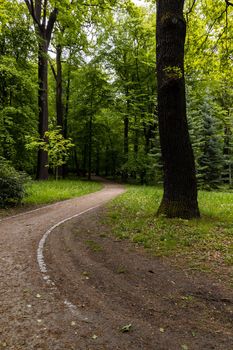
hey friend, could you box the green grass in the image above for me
[85,240,103,252]
[107,186,233,276]
[24,179,102,205]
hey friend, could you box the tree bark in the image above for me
[56,44,64,178]
[56,44,63,130]
[74,148,80,176]
[64,64,71,140]
[37,34,49,180]
[24,1,57,180]
[156,0,200,218]
[62,63,71,178]
[88,116,93,180]
[95,146,100,176]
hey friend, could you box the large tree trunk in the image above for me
[156,0,200,218]
[37,34,49,180]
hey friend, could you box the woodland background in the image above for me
[0,0,232,188]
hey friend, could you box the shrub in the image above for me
[0,157,28,207]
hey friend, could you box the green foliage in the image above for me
[0,157,28,207]
[26,128,74,178]
[44,128,74,174]
[187,87,226,189]
[0,3,37,173]
[0,0,232,188]
[163,66,183,80]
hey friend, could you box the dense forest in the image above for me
[0,0,232,188]
[0,4,233,347]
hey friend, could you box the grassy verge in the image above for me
[107,186,233,282]
[24,179,102,205]
[0,179,102,219]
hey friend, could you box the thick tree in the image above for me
[24,0,58,179]
[156,0,200,218]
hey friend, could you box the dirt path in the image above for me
[0,182,125,350]
[0,181,232,350]
[45,208,233,350]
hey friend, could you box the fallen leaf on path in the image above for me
[181,345,189,350]
[120,324,132,333]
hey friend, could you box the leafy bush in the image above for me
[0,157,28,207]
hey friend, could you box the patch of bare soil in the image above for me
[45,208,233,350]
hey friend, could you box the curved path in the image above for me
[0,182,125,350]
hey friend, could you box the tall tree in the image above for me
[156,0,200,218]
[24,0,58,179]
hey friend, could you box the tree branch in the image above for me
[46,7,58,44]
[226,0,233,6]
[24,0,41,28]
[49,58,57,81]
[186,0,197,15]
[42,0,48,27]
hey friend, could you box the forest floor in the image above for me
[0,181,232,350]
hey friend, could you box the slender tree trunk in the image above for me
[56,44,64,178]
[74,148,80,176]
[88,115,92,180]
[24,1,58,180]
[105,145,109,177]
[134,116,139,156]
[95,146,100,176]
[82,144,87,177]
[124,115,129,156]
[156,0,200,218]
[122,91,129,181]
[1,78,8,158]
[62,64,71,178]
[64,65,70,140]
[37,35,49,180]
[56,44,63,129]
[122,115,129,181]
